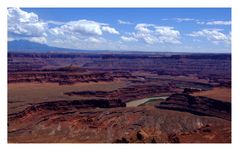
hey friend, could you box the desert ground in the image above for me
[8,52,231,143]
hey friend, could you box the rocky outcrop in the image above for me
[8,106,231,143]
[56,65,87,72]
[7,52,231,143]
[156,93,231,120]
[64,85,171,103]
[8,70,137,85]
[9,99,126,121]
[8,52,231,85]
[8,72,112,84]
[182,88,201,94]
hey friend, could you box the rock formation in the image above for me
[156,93,231,120]
[8,106,231,143]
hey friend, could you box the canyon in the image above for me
[8,52,231,143]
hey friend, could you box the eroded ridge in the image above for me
[8,104,231,143]
[156,94,231,121]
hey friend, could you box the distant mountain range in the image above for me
[8,40,230,55]
[8,40,90,53]
[7,40,162,54]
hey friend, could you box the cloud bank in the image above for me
[8,8,231,52]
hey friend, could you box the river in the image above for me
[126,96,168,107]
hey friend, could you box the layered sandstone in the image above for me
[156,94,231,120]
[8,105,230,143]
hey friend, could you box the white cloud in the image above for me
[8,8,48,38]
[169,18,231,26]
[133,24,156,44]
[8,8,230,52]
[86,37,106,43]
[64,20,104,36]
[174,18,197,22]
[7,8,181,50]
[49,27,65,36]
[118,19,133,25]
[29,37,47,44]
[196,21,205,25]
[46,20,65,25]
[47,19,120,49]
[50,19,120,38]
[121,36,138,42]
[155,26,181,44]
[8,7,39,23]
[102,26,120,34]
[162,18,200,23]
[133,32,158,44]
[188,29,231,44]
[206,21,231,25]
[135,23,154,33]
[8,8,121,49]
[130,23,181,44]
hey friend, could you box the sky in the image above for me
[8,8,231,53]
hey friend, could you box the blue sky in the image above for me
[8,8,231,53]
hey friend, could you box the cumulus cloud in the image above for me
[8,8,48,39]
[29,37,47,44]
[48,19,121,50]
[118,19,133,25]
[206,21,231,25]
[102,26,119,34]
[135,23,153,33]
[8,7,38,23]
[46,20,65,25]
[155,26,181,44]
[85,37,106,43]
[8,8,230,52]
[137,34,158,44]
[129,23,181,44]
[50,19,120,38]
[8,8,120,47]
[121,36,138,42]
[63,20,104,36]
[47,19,120,47]
[188,29,231,44]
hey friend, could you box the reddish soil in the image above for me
[8,52,231,143]
[8,106,230,143]
[192,87,231,102]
